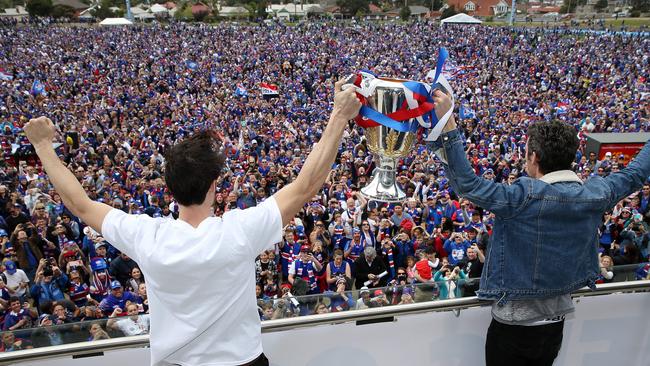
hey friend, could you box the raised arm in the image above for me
[430,92,525,218]
[602,141,650,208]
[273,80,361,226]
[24,117,112,234]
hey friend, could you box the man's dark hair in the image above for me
[527,120,578,174]
[164,132,226,206]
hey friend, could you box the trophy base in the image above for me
[360,166,407,203]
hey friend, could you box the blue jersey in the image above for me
[425,206,443,233]
[443,240,471,265]
[98,291,141,315]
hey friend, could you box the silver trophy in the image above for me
[359,78,420,203]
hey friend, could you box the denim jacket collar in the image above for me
[538,170,583,185]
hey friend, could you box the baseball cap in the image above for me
[90,258,108,272]
[619,154,625,159]
[605,151,612,157]
[300,244,310,252]
[427,195,435,200]
[359,286,369,294]
[353,227,360,234]
[38,314,51,325]
[95,242,108,250]
[0,229,7,237]
[483,168,494,175]
[110,280,123,290]
[373,289,384,297]
[4,260,16,274]
[63,250,76,258]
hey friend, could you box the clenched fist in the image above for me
[433,90,453,121]
[24,116,57,151]
[332,79,362,121]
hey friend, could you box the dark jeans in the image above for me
[173,353,268,366]
[485,318,564,366]
[242,353,268,366]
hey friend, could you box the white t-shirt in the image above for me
[102,197,283,366]
[115,314,150,336]
[4,269,29,297]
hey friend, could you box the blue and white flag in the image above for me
[209,72,217,84]
[185,60,198,71]
[555,101,570,115]
[459,104,476,120]
[234,84,248,97]
[30,80,46,96]
[0,69,12,81]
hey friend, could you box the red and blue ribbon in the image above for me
[353,48,450,134]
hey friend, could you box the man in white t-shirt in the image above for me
[107,302,150,336]
[23,80,360,366]
[3,261,29,301]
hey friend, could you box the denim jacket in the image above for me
[433,129,650,304]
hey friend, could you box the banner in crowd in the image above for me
[0,69,12,81]
[185,60,199,71]
[30,80,46,96]
[459,104,476,120]
[555,101,571,114]
[235,84,248,97]
[260,82,279,96]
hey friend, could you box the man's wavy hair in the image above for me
[164,131,226,206]
[526,120,578,175]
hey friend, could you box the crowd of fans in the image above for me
[0,20,648,350]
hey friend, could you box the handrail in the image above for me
[1,280,648,363]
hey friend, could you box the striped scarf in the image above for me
[295,260,317,291]
[383,247,395,279]
[348,241,364,262]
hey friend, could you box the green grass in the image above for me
[603,18,650,28]
[484,17,650,30]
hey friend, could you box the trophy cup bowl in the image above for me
[360,78,420,203]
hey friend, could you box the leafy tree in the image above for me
[560,0,577,13]
[594,0,607,12]
[51,4,75,18]
[400,5,410,20]
[25,0,53,17]
[193,9,209,21]
[256,0,268,20]
[91,0,117,19]
[174,2,192,20]
[631,0,648,12]
[336,0,369,17]
[440,5,457,19]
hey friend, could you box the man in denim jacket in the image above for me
[430,90,650,366]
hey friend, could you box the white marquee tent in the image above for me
[99,17,133,26]
[440,13,482,25]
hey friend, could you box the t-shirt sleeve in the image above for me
[225,196,283,257]
[101,209,152,261]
